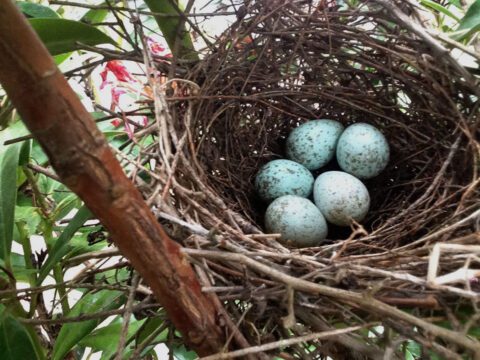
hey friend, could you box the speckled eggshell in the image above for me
[336,123,390,179]
[313,171,370,226]
[265,195,328,247]
[255,159,314,202]
[286,119,344,170]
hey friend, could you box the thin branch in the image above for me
[20,303,160,325]
[49,1,236,18]
[184,249,480,355]
[199,323,375,360]
[114,273,140,360]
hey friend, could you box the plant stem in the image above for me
[16,222,39,317]
[24,165,71,314]
[43,222,71,314]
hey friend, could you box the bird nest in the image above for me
[124,0,480,358]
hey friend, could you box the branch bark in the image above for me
[0,0,225,355]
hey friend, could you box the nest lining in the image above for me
[121,0,480,358]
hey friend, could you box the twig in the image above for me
[48,1,236,18]
[114,273,140,360]
[199,323,374,360]
[20,303,160,325]
[373,0,480,96]
[27,163,61,182]
[64,248,121,266]
[184,249,480,355]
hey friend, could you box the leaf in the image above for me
[80,317,145,358]
[51,290,125,360]
[68,232,106,258]
[37,205,92,284]
[0,143,21,267]
[81,7,109,25]
[8,253,37,283]
[135,315,167,344]
[15,206,42,237]
[53,53,73,65]
[0,307,42,360]
[455,0,480,40]
[17,2,60,19]
[52,193,80,221]
[419,0,460,22]
[143,0,198,60]
[403,340,421,360]
[18,139,31,167]
[173,344,197,360]
[28,18,116,56]
[459,0,480,30]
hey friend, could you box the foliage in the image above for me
[29,18,116,56]
[143,0,199,60]
[420,0,480,43]
[0,0,478,359]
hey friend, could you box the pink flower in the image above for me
[111,118,122,127]
[111,87,126,107]
[100,60,136,89]
[147,36,166,55]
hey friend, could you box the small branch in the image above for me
[184,249,480,355]
[114,273,140,360]
[20,303,160,325]
[27,164,61,182]
[199,323,374,360]
[63,248,121,267]
[49,1,236,18]
[373,0,480,96]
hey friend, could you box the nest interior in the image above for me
[133,0,480,358]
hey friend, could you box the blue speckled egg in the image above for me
[255,159,314,202]
[265,195,328,247]
[336,123,390,179]
[286,119,344,170]
[313,171,370,227]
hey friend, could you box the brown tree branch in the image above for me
[0,0,226,356]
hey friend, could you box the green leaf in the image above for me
[18,140,31,167]
[173,344,197,360]
[455,0,480,40]
[0,307,42,360]
[53,53,73,65]
[0,143,21,267]
[9,253,37,283]
[81,7,109,25]
[68,232,105,258]
[52,290,126,360]
[15,206,42,237]
[37,205,92,284]
[459,0,480,30]
[52,193,80,221]
[419,0,460,22]
[135,315,167,344]
[80,317,145,358]
[17,2,60,19]
[28,18,116,56]
[143,0,198,60]
[403,340,421,360]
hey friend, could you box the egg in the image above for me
[255,159,314,202]
[265,195,328,247]
[336,123,390,179]
[313,171,370,226]
[286,119,344,170]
